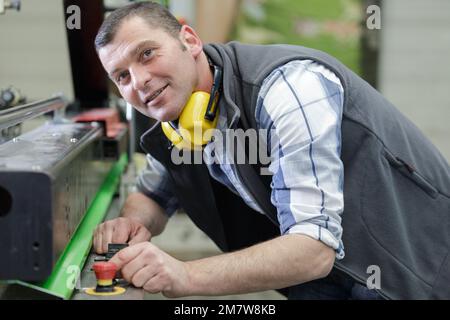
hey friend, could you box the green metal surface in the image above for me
[33,153,128,299]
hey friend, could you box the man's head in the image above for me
[95,2,211,121]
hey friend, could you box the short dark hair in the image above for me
[95,2,182,51]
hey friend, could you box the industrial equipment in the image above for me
[0,0,147,300]
[0,95,129,299]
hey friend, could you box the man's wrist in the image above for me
[182,260,199,296]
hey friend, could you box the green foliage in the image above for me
[233,0,362,74]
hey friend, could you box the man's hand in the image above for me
[93,217,151,254]
[107,234,333,297]
[109,242,190,298]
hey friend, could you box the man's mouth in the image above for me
[145,84,169,105]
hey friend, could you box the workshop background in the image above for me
[1,0,449,300]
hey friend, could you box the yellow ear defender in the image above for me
[161,64,222,150]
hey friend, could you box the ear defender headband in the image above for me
[161,63,222,150]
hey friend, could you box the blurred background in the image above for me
[1,0,449,158]
[1,0,449,300]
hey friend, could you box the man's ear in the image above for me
[179,25,203,58]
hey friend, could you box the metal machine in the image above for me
[0,86,26,144]
[0,0,146,299]
[0,95,128,299]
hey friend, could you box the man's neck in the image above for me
[194,51,214,93]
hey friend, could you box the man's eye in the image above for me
[117,72,129,83]
[143,49,153,59]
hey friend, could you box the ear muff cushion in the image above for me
[161,90,219,150]
[178,91,218,147]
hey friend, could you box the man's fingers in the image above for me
[102,222,114,254]
[94,229,103,254]
[121,254,151,285]
[93,218,149,257]
[109,242,147,270]
[111,221,131,244]
[143,274,164,294]
[128,226,151,245]
[132,265,158,290]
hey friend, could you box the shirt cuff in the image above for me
[286,222,345,260]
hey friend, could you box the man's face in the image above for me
[98,17,200,121]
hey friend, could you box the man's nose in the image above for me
[130,67,152,91]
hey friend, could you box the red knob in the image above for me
[92,261,117,280]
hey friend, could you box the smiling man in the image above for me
[97,16,208,121]
[93,2,450,300]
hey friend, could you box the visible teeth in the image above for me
[148,86,166,102]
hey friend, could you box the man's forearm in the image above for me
[121,192,168,236]
[184,234,335,296]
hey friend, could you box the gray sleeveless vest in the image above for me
[141,42,450,299]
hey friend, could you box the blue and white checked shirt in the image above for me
[136,60,345,259]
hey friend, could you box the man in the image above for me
[93,2,450,299]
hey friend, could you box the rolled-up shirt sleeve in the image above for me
[256,60,345,259]
[135,154,179,217]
